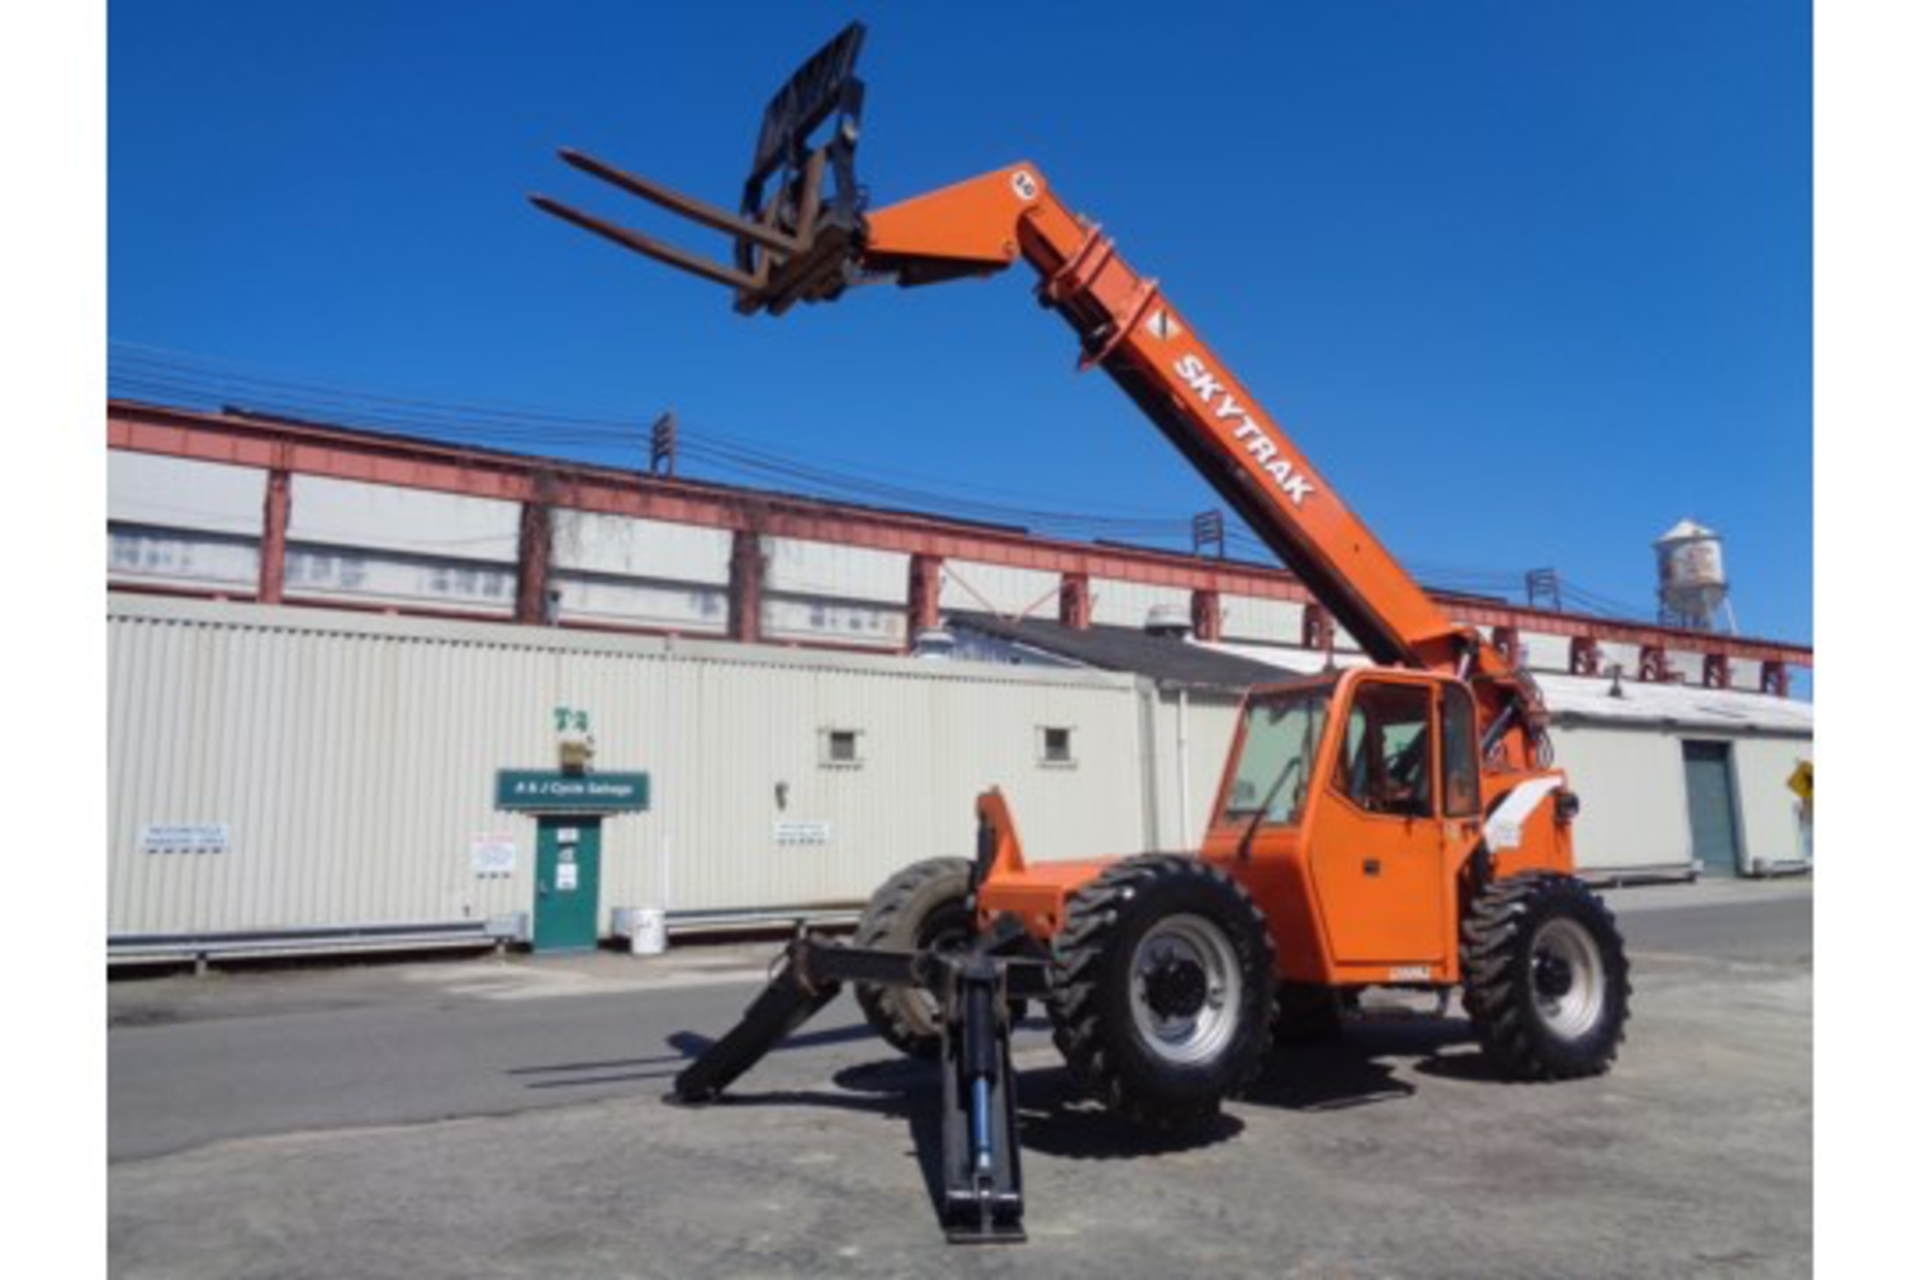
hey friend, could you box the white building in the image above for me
[105,402,1813,963]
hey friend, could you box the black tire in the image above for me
[1461,871,1631,1080]
[852,856,974,1059]
[1048,855,1275,1127]
[1273,982,1349,1044]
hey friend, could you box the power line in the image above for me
[107,340,1656,622]
[111,341,1194,519]
[110,344,1212,545]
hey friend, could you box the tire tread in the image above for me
[852,856,973,1058]
[1047,855,1274,1127]
[1461,871,1632,1080]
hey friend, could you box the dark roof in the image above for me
[947,611,1307,691]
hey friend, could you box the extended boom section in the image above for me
[530,26,1545,761]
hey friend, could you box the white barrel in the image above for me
[629,907,668,956]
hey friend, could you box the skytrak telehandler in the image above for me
[535,23,1631,1244]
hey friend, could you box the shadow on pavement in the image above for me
[505,1020,883,1090]
[668,1060,948,1215]
[684,1052,1247,1226]
[1241,1015,1478,1112]
[1409,1046,1512,1084]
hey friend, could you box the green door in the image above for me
[1682,741,1743,877]
[534,817,602,952]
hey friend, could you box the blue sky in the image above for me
[109,0,1810,645]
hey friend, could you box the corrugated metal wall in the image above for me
[1142,690,1244,849]
[1548,727,1695,874]
[938,560,1056,616]
[108,594,1154,939]
[1722,735,1813,873]
[1540,724,1812,874]
[108,593,1813,945]
[1140,695,1812,876]
[1219,594,1303,645]
[107,453,265,594]
[103,454,1791,691]
[549,509,732,635]
[1089,579,1189,628]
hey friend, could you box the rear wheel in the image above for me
[1048,855,1275,1127]
[852,856,974,1058]
[1461,871,1631,1079]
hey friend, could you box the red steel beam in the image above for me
[514,501,552,625]
[1302,603,1333,654]
[1190,588,1222,642]
[728,530,764,645]
[107,401,1814,670]
[258,465,290,605]
[907,553,943,638]
[1059,572,1091,630]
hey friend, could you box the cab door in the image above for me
[1308,676,1449,967]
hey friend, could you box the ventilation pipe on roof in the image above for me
[1144,604,1191,639]
[911,626,956,660]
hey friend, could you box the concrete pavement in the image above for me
[109,877,1812,1278]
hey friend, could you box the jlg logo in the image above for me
[1172,354,1315,506]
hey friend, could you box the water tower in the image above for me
[1654,518,1736,632]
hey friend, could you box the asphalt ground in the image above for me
[109,878,1812,1279]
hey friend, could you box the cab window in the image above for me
[1223,687,1331,828]
[1334,682,1433,817]
[1441,683,1482,817]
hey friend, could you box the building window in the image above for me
[821,728,864,769]
[1038,726,1076,768]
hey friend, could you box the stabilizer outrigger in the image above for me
[671,911,1050,1244]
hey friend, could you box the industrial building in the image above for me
[106,400,1814,963]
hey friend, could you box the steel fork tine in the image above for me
[527,195,762,293]
[558,149,801,257]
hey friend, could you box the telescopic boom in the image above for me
[531,21,1550,767]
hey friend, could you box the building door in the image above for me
[534,817,602,952]
[1682,741,1743,877]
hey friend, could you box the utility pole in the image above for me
[650,410,677,477]
[1192,509,1225,559]
[1525,567,1563,613]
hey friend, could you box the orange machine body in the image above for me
[974,668,1574,989]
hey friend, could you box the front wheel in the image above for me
[1048,855,1275,1127]
[1461,872,1632,1080]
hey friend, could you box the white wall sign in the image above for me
[774,821,831,847]
[140,824,230,855]
[470,833,517,877]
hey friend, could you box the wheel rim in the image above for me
[1127,913,1242,1065]
[912,908,972,1025]
[1530,917,1605,1040]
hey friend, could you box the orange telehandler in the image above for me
[536,23,1630,1243]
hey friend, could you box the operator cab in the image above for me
[1213,671,1484,837]
[1203,669,1486,980]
